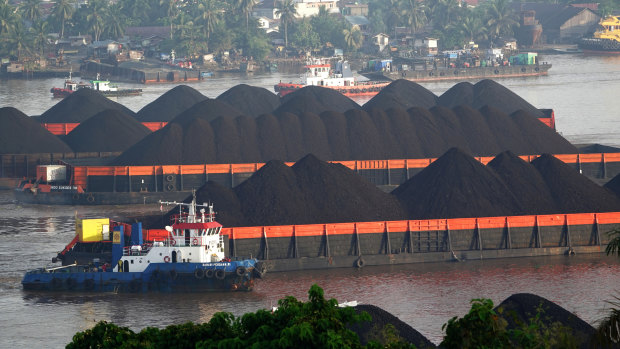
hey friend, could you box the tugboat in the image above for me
[22,193,263,292]
[50,73,143,98]
[274,58,389,97]
[579,15,620,54]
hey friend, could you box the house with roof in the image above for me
[373,33,389,52]
[294,0,340,17]
[511,3,601,43]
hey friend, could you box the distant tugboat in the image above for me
[274,58,389,97]
[579,16,620,54]
[50,72,143,98]
[22,193,263,292]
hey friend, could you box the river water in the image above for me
[1,54,620,347]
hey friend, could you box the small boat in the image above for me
[50,73,143,98]
[551,47,583,54]
[274,58,389,97]
[22,193,264,292]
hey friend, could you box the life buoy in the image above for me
[192,238,199,246]
[236,266,246,276]
[86,195,95,203]
[215,269,225,280]
[164,256,171,263]
[356,257,365,268]
[165,174,174,182]
[194,268,205,279]
[170,239,176,246]
[205,269,215,278]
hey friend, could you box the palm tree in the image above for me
[160,0,178,39]
[458,12,487,43]
[51,0,74,39]
[428,0,462,30]
[30,19,49,55]
[104,4,125,40]
[485,0,518,44]
[401,0,427,35]
[235,0,257,31]
[0,0,18,36]
[194,0,221,49]
[20,0,41,23]
[6,22,32,60]
[85,0,106,41]
[343,24,362,51]
[275,0,296,50]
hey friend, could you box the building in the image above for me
[293,0,339,17]
[511,3,601,43]
[342,2,368,16]
[373,33,390,52]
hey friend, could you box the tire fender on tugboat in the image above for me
[356,257,365,268]
[235,266,246,276]
[215,269,225,280]
[194,268,205,279]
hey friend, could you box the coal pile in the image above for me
[496,293,596,348]
[170,98,245,126]
[62,109,151,152]
[0,107,72,154]
[290,154,405,223]
[471,79,543,117]
[136,85,208,122]
[216,84,280,117]
[275,86,360,115]
[510,109,577,154]
[578,143,620,153]
[531,154,620,213]
[363,79,438,111]
[392,148,524,219]
[437,81,474,108]
[38,88,136,123]
[450,105,502,155]
[605,173,620,198]
[487,151,559,214]
[351,304,436,348]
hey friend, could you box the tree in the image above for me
[159,0,178,39]
[275,0,297,50]
[427,0,461,31]
[235,0,257,31]
[51,0,74,39]
[458,11,487,44]
[30,19,49,55]
[20,0,42,23]
[401,0,427,35]
[484,0,519,44]
[194,0,221,51]
[343,24,363,52]
[104,4,125,40]
[85,0,107,42]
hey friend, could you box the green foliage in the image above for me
[442,298,579,349]
[441,298,511,349]
[66,284,381,349]
[290,18,321,53]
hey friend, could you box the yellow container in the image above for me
[77,218,110,242]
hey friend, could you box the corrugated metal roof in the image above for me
[345,16,369,26]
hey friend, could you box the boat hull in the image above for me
[361,64,551,82]
[22,261,261,293]
[579,38,620,54]
[274,82,389,97]
[14,188,191,205]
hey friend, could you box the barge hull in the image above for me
[362,64,551,82]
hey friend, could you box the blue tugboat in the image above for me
[22,194,263,292]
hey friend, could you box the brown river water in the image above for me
[1,54,620,347]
